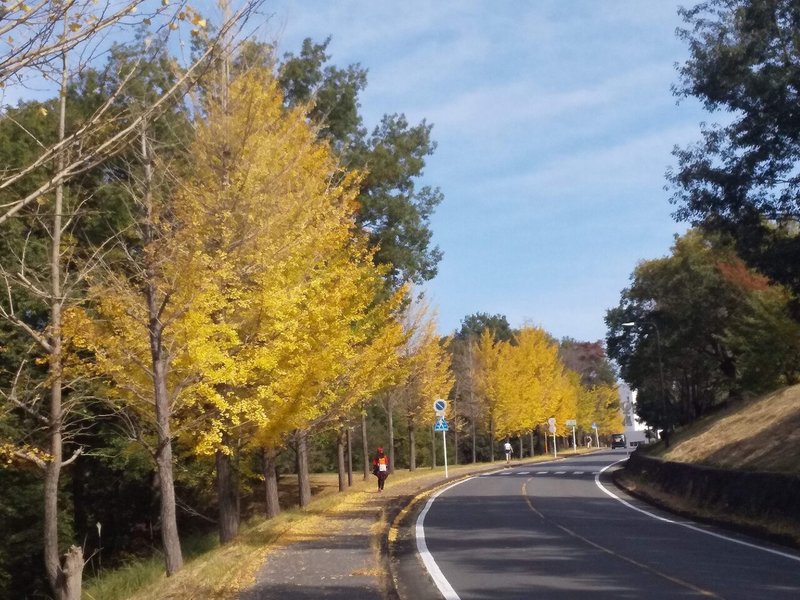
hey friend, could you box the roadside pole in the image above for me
[431,423,436,469]
[592,422,599,448]
[548,417,557,458]
[442,430,448,478]
[433,399,449,478]
[566,419,577,454]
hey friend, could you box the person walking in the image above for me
[372,447,389,492]
[503,438,513,465]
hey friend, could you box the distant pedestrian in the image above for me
[372,447,389,492]
[585,435,592,448]
[504,439,513,465]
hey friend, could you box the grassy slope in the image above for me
[648,383,800,474]
[617,383,800,548]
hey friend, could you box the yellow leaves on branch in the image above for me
[168,68,404,454]
[71,66,408,459]
[393,298,454,426]
[474,326,582,438]
[0,442,52,468]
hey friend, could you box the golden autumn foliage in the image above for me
[67,68,408,459]
[397,299,454,428]
[577,383,623,433]
[473,325,607,439]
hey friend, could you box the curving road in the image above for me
[414,451,800,599]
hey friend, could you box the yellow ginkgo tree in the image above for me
[474,325,582,459]
[173,67,408,514]
[67,66,397,563]
[393,298,454,471]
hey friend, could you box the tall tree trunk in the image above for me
[216,446,239,544]
[361,410,370,480]
[262,448,281,519]
[468,343,477,464]
[470,395,477,464]
[43,419,64,596]
[489,417,495,462]
[346,426,353,487]
[214,1,241,544]
[530,430,535,456]
[408,422,416,471]
[336,429,347,492]
[387,397,395,474]
[153,359,183,574]
[143,121,183,575]
[44,41,83,599]
[518,436,523,459]
[295,431,311,508]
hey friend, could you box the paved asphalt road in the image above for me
[414,451,800,599]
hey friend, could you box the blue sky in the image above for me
[3,1,709,343]
[267,1,711,343]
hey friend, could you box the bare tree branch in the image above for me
[1,1,265,226]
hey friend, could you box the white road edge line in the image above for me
[416,458,572,597]
[595,460,800,563]
[416,478,473,600]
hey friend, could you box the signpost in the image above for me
[566,419,577,453]
[547,417,557,458]
[433,400,449,478]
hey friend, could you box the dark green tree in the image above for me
[278,38,444,288]
[278,37,367,149]
[669,0,800,295]
[455,312,514,343]
[606,229,799,432]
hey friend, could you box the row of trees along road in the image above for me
[0,2,448,597]
[0,5,623,599]
[449,313,622,463]
[606,0,800,443]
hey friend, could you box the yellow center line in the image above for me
[521,478,723,599]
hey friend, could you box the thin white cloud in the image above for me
[268,0,708,342]
[420,61,675,135]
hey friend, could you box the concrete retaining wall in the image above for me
[624,451,800,522]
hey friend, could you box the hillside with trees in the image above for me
[607,0,800,449]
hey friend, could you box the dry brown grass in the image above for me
[617,384,800,548]
[652,384,800,474]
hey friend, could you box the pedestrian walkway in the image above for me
[238,463,507,600]
[239,493,384,600]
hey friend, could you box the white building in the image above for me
[618,383,652,448]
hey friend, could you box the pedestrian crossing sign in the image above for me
[434,416,449,432]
